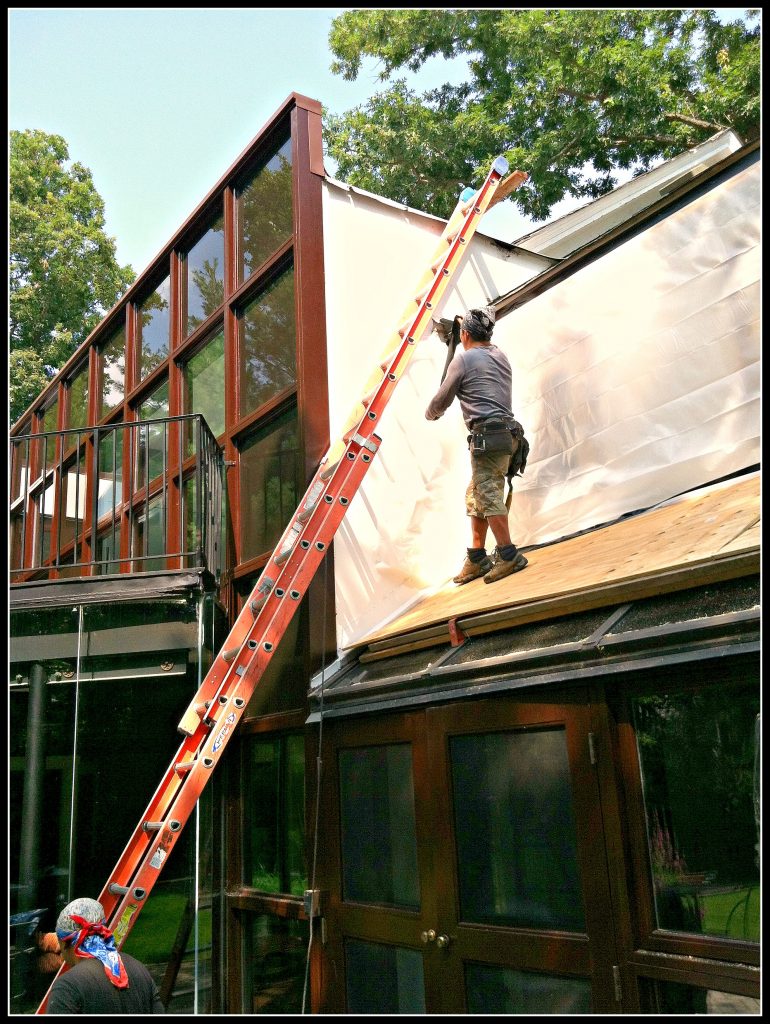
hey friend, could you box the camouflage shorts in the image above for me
[465,450,510,518]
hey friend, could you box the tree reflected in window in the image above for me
[634,683,759,941]
[138,278,170,379]
[186,213,225,336]
[238,138,293,282]
[239,266,296,418]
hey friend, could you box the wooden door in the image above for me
[319,688,620,1013]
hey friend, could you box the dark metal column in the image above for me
[18,661,47,911]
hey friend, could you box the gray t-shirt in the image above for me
[425,344,513,429]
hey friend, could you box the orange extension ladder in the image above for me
[37,156,527,1013]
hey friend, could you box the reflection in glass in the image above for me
[339,744,420,909]
[10,597,216,1013]
[243,915,309,1014]
[136,379,169,485]
[634,684,760,941]
[238,137,293,282]
[42,399,59,468]
[184,331,225,441]
[96,428,124,520]
[465,964,591,1015]
[642,978,760,1015]
[60,465,87,560]
[239,407,301,560]
[346,940,425,1014]
[67,365,89,431]
[239,266,296,417]
[138,277,171,380]
[243,734,306,895]
[132,494,165,571]
[451,728,585,931]
[186,213,225,336]
[99,326,126,418]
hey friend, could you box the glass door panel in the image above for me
[321,691,619,1014]
[428,694,618,1014]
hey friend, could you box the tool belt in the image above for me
[467,419,515,455]
[467,418,531,510]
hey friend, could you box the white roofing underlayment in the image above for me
[322,148,760,650]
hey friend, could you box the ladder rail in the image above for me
[36,155,523,1013]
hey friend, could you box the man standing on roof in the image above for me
[425,305,528,585]
[46,897,164,1014]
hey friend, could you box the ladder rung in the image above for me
[319,458,340,481]
[175,760,195,774]
[222,647,239,663]
[108,883,130,896]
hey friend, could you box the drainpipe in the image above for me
[18,662,47,912]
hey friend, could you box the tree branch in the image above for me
[663,112,726,131]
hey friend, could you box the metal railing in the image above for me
[10,415,224,582]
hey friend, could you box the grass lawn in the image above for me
[700,886,759,942]
[122,890,212,965]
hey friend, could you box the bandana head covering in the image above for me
[461,305,495,341]
[56,897,128,989]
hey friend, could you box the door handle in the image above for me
[436,933,451,949]
[420,929,436,944]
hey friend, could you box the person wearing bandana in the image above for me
[47,897,164,1014]
[426,305,529,585]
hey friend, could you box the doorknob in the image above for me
[420,929,436,944]
[436,934,451,949]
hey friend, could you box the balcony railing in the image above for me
[10,415,224,583]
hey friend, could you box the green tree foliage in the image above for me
[10,129,134,423]
[324,9,760,219]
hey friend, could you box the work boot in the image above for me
[453,550,493,585]
[484,550,528,584]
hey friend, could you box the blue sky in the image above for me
[9,8,749,275]
[9,8,476,272]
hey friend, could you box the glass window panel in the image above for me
[132,494,165,571]
[634,684,760,941]
[59,463,88,560]
[239,407,301,560]
[184,330,225,441]
[345,939,425,1014]
[99,326,126,418]
[339,744,420,909]
[10,596,211,1014]
[243,914,309,1014]
[450,728,585,931]
[242,734,306,896]
[67,365,89,431]
[96,428,123,520]
[641,978,760,1014]
[185,212,225,336]
[34,481,56,565]
[465,963,592,1015]
[41,398,59,468]
[95,530,121,575]
[238,137,293,282]
[136,380,169,485]
[11,437,32,502]
[11,514,25,572]
[137,276,171,380]
[239,266,296,418]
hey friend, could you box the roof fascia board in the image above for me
[495,140,759,317]
[514,129,743,255]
